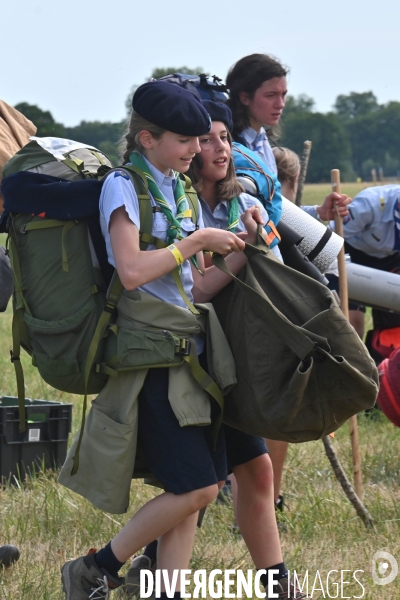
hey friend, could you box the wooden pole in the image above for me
[331,168,363,500]
[295,140,312,207]
[322,436,373,528]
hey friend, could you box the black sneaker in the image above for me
[0,544,20,567]
[274,495,284,512]
[61,550,124,599]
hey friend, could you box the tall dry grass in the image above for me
[1,182,400,598]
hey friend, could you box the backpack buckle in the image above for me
[10,350,20,363]
[177,338,191,356]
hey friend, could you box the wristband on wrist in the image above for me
[167,244,184,266]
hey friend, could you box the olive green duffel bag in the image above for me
[211,229,379,443]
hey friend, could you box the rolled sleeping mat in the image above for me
[346,262,400,313]
[280,197,344,272]
[277,221,329,286]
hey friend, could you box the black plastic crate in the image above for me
[0,396,73,483]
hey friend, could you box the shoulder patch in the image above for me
[113,170,130,180]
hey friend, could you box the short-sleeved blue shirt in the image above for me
[200,192,282,261]
[331,185,400,259]
[99,155,204,310]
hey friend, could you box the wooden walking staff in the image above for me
[295,140,312,207]
[331,168,363,501]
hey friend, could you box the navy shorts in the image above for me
[224,424,268,474]
[137,366,227,495]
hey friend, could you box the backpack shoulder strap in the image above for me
[233,144,275,205]
[179,173,200,229]
[104,166,154,250]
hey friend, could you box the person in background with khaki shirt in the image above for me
[0,99,36,211]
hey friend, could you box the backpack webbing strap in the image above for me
[264,221,281,246]
[62,157,84,175]
[90,151,106,165]
[182,347,224,444]
[7,226,33,432]
[104,166,154,251]
[179,174,200,228]
[20,219,77,272]
[233,144,275,202]
[71,270,124,475]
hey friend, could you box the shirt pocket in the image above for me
[181,217,197,238]
[152,210,169,240]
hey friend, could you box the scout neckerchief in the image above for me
[128,152,200,271]
[394,197,400,251]
[227,196,240,232]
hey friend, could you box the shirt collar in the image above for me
[241,126,266,147]
[142,154,177,190]
[199,197,229,212]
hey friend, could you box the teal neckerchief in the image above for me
[128,152,200,272]
[227,196,240,232]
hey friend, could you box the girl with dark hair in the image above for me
[226,56,352,514]
[226,53,351,222]
[226,53,288,174]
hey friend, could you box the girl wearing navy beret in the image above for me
[130,100,306,599]
[60,81,265,600]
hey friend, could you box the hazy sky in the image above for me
[3,0,399,126]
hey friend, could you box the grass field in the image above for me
[1,183,400,599]
[301,182,370,207]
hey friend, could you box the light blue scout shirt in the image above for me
[241,127,277,175]
[334,185,400,259]
[99,155,204,309]
[200,192,283,261]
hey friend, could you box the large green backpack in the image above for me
[1,136,112,180]
[2,138,200,435]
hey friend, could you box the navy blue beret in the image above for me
[132,81,211,137]
[202,100,233,133]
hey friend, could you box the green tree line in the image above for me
[14,69,400,183]
[280,91,400,182]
